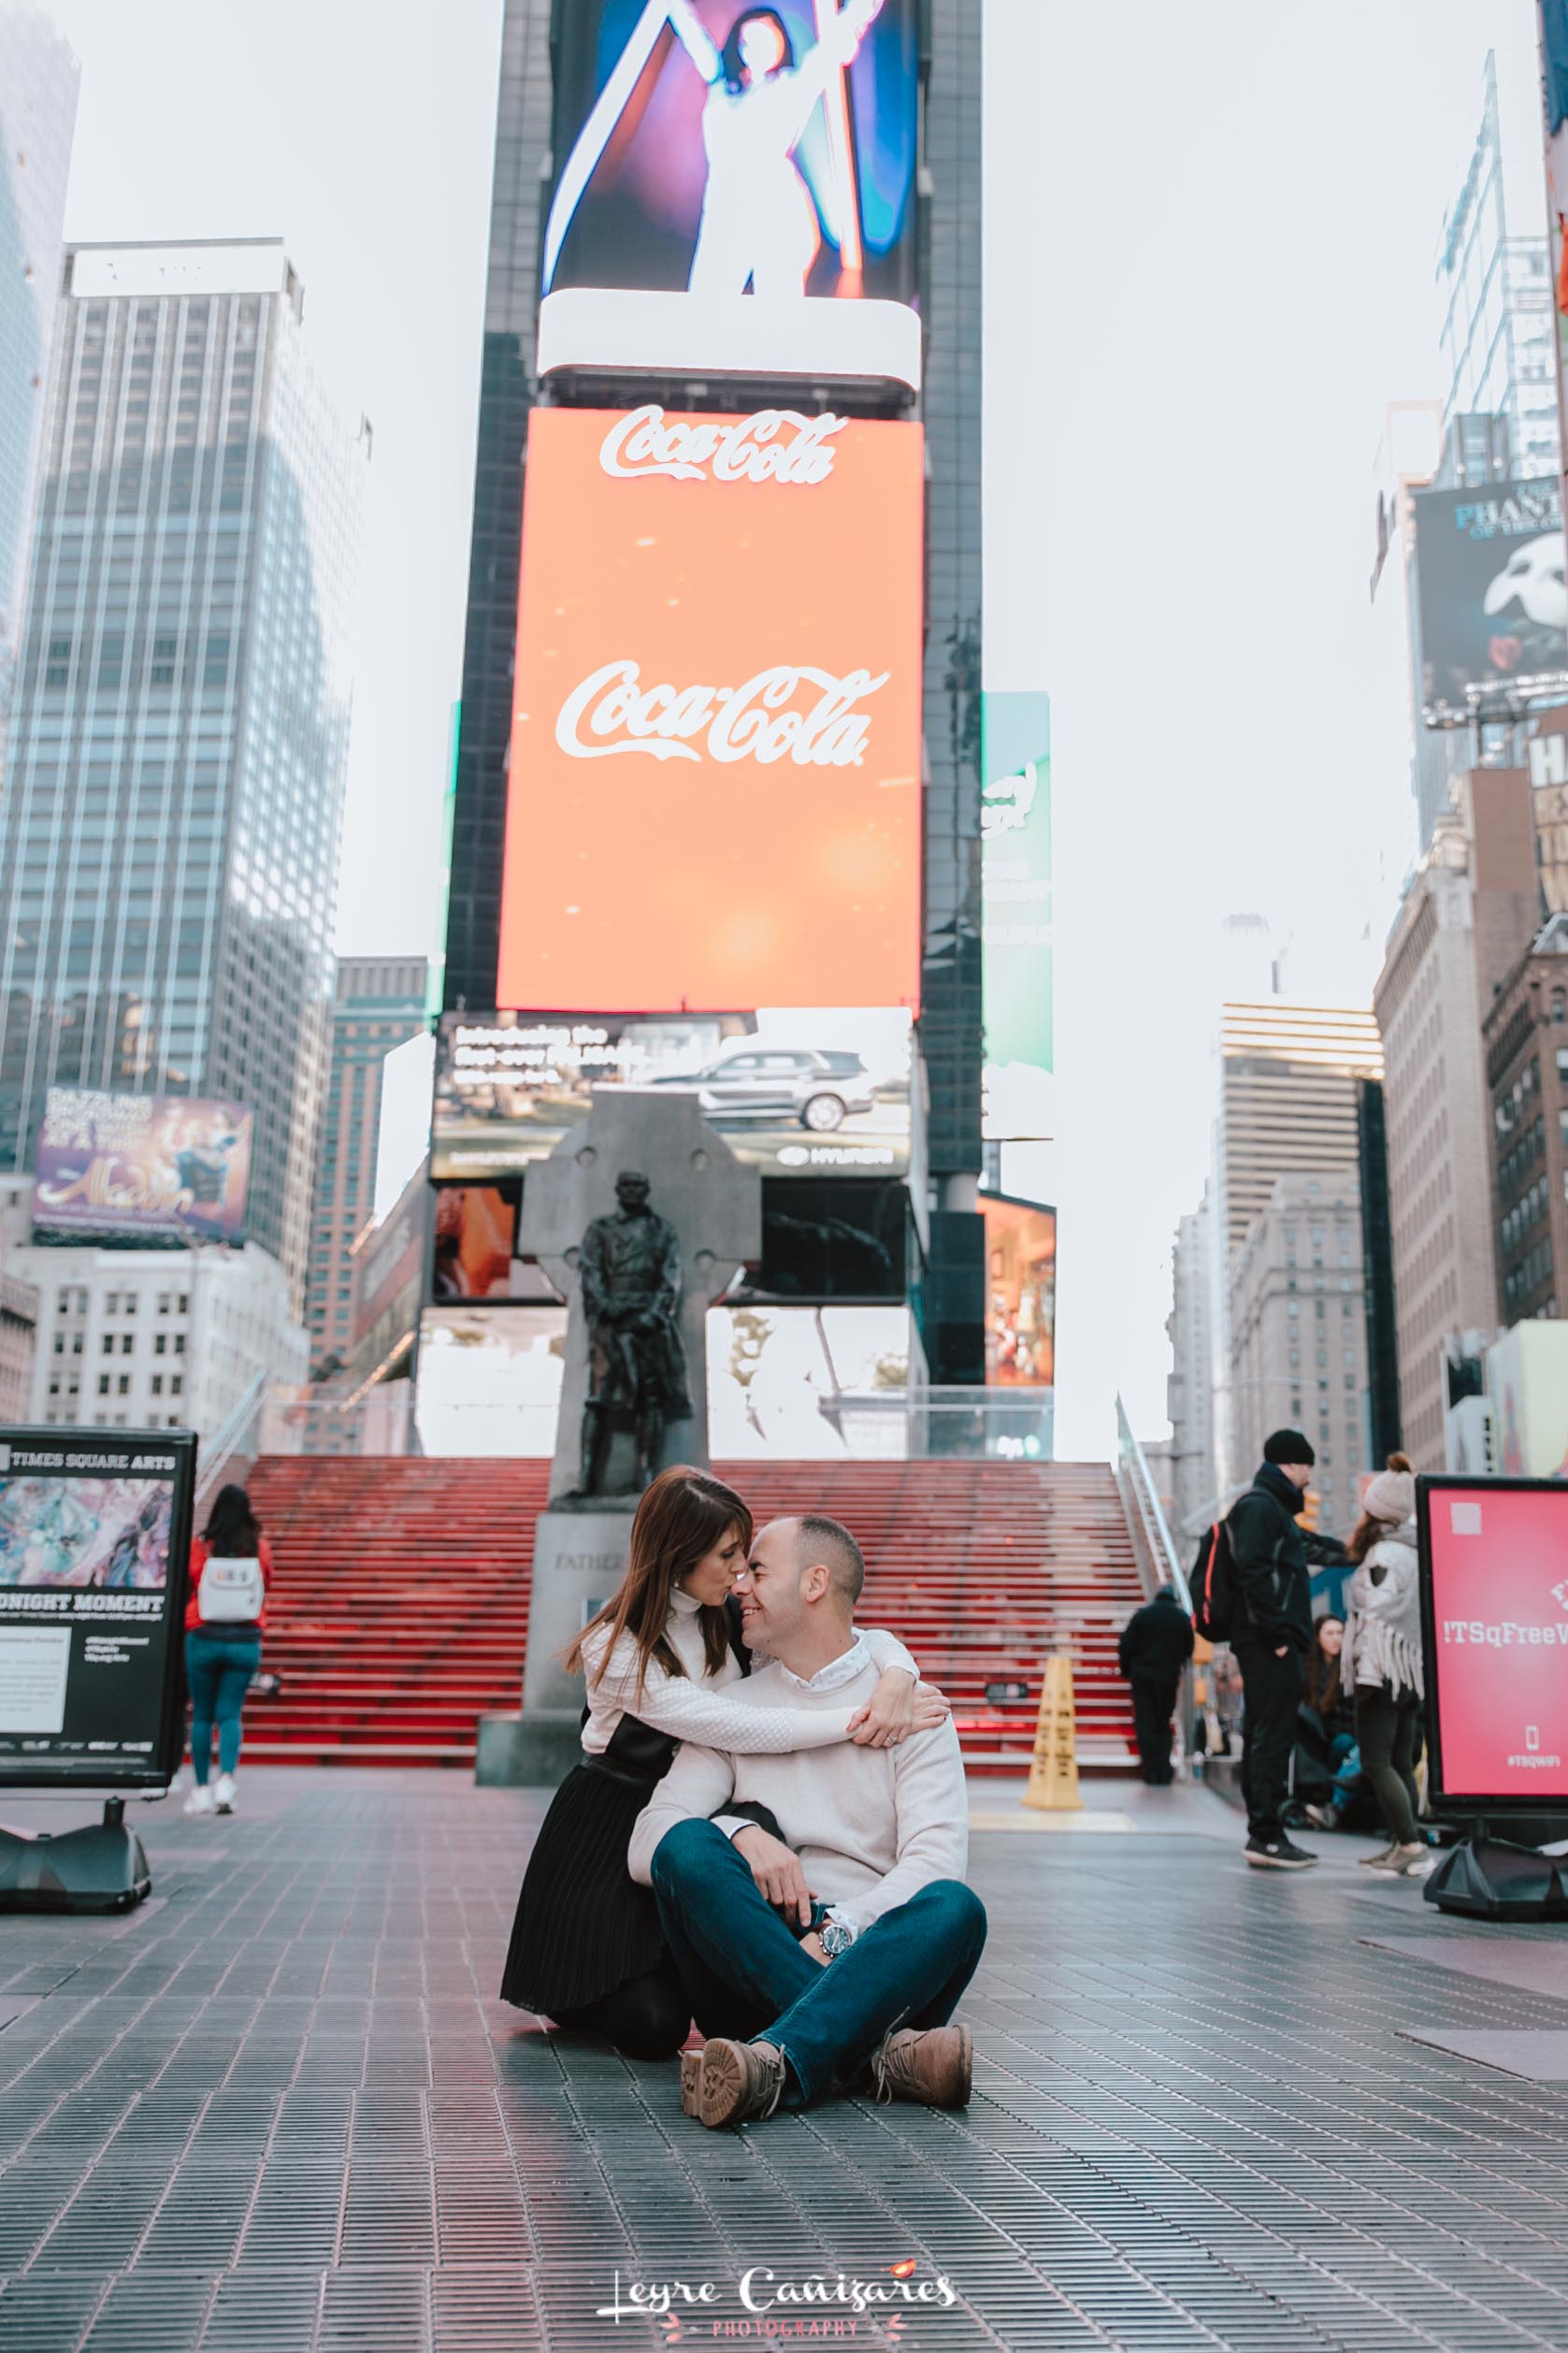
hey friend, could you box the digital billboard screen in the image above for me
[1419,1477,1568,1810]
[498,405,923,1014]
[33,1089,252,1247]
[981,693,1054,1143]
[982,1193,1056,1388]
[1413,479,1568,722]
[0,1427,195,1788]
[433,1009,912,1182]
[540,0,920,385]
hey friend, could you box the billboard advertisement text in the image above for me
[498,405,923,1013]
[34,1090,252,1247]
[0,1427,195,1788]
[434,1009,912,1182]
[541,1,920,384]
[1420,1478,1568,1807]
[1413,479,1568,722]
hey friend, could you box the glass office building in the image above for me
[0,240,367,1308]
[0,7,79,712]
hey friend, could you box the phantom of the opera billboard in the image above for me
[1413,479,1568,723]
[498,405,923,1015]
[0,1427,196,1788]
[539,0,921,385]
[433,1009,913,1182]
[33,1089,252,1248]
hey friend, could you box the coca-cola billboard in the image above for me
[499,404,922,1013]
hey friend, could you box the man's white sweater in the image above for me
[626,1634,969,1931]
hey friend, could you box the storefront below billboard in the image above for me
[540,0,921,388]
[33,1088,253,1248]
[982,1192,1056,1388]
[433,1009,912,1183]
[415,1306,567,1459]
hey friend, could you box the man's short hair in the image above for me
[795,1514,865,1606]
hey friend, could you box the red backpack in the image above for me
[1189,1516,1236,1642]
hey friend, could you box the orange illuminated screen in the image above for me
[497,407,924,1012]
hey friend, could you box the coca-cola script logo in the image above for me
[555,661,888,767]
[599,405,846,486]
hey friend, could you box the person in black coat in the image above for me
[1228,1430,1316,1869]
[1116,1586,1194,1784]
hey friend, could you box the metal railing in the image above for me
[1114,1395,1197,1777]
[251,1382,1055,1465]
[194,1369,270,1517]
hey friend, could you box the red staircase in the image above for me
[243,1456,1142,1772]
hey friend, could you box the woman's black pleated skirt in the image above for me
[500,1761,666,2015]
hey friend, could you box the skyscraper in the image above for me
[0,7,79,708]
[307,955,428,1374]
[1435,50,1559,483]
[0,240,367,1309]
[1166,1192,1215,1534]
[1209,1001,1384,1489]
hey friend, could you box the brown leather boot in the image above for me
[870,2024,972,2108]
[696,2038,789,2128]
[679,2048,704,2118]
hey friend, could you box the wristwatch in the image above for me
[819,1914,857,1960]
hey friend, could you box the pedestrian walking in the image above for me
[1228,1431,1317,1869]
[1342,1455,1431,1877]
[1116,1584,1194,1784]
[183,1482,271,1816]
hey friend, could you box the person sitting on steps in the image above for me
[627,1513,986,2129]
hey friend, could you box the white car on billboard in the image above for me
[651,1046,874,1133]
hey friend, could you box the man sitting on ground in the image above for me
[627,1514,985,2129]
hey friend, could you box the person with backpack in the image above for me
[1218,1430,1317,1869]
[1116,1585,1195,1783]
[183,1482,272,1816]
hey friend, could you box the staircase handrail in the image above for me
[194,1369,269,1518]
[1114,1397,1192,1614]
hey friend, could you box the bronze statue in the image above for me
[569,1170,693,1496]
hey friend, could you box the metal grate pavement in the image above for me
[0,1772,1564,2351]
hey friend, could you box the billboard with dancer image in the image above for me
[541,1,921,384]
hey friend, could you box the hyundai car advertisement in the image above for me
[432,1007,911,1182]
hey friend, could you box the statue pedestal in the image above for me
[475,1506,635,1787]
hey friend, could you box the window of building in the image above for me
[121,1333,133,1355]
[101,1333,114,1357]
[105,1292,119,1314]
[97,1374,110,1396]
[154,1333,166,1355]
[171,1375,183,1396]
[151,1375,163,1396]
[116,1374,130,1396]
[157,1292,171,1315]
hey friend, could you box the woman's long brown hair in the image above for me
[563,1465,753,1699]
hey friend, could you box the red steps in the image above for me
[243,1456,1142,1772]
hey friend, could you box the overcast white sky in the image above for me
[47,0,1544,1456]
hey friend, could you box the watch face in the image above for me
[822,1921,853,1958]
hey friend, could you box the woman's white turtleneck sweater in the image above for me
[578,1585,917,1757]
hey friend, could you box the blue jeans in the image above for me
[185,1631,261,1781]
[650,1818,986,2105]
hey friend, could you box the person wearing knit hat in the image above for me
[1341,1454,1431,1877]
[1226,1429,1318,1869]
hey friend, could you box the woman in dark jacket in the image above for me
[500,1465,945,2058]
